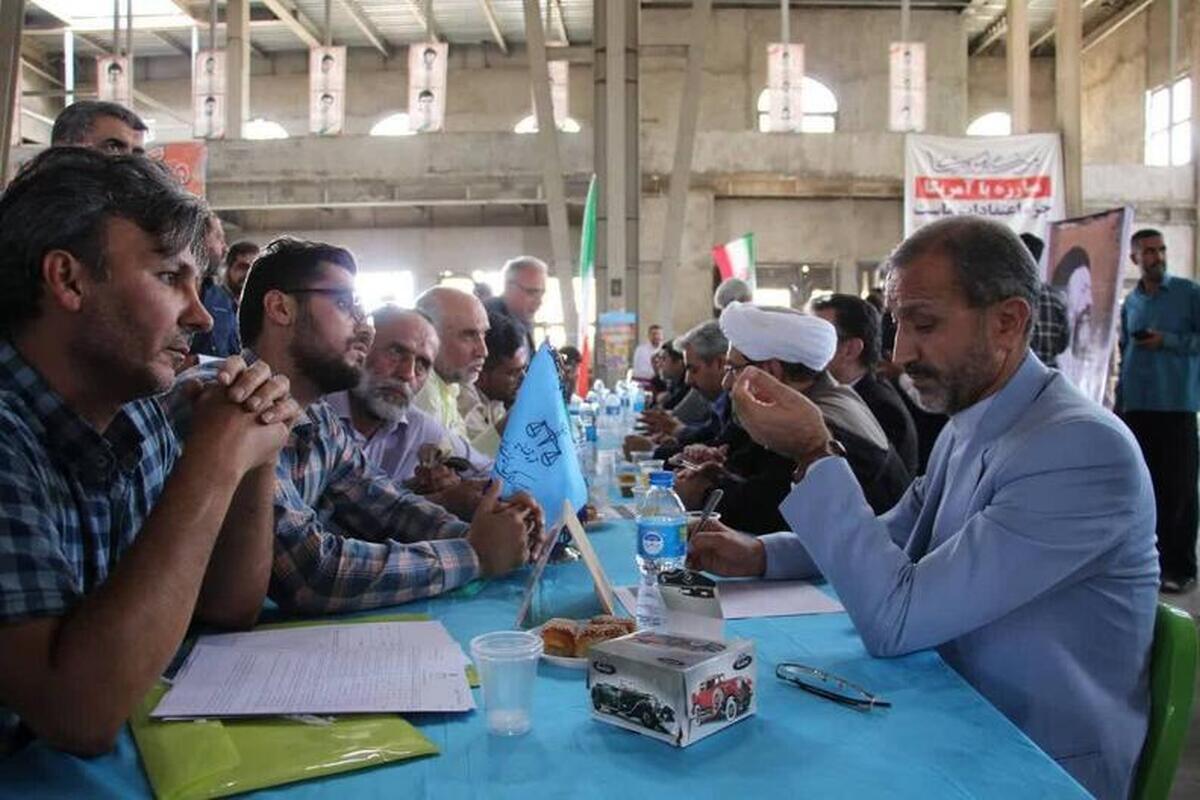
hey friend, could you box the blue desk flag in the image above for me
[492,343,587,529]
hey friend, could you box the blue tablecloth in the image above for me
[0,518,1087,799]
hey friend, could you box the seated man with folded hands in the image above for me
[0,149,299,755]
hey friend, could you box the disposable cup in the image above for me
[638,460,665,487]
[470,631,543,736]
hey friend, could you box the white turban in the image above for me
[718,302,838,371]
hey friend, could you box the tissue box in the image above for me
[587,631,756,747]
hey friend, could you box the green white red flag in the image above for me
[576,175,597,396]
[712,233,756,287]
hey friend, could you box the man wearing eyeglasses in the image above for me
[671,304,908,535]
[485,255,548,355]
[167,238,542,615]
[688,217,1158,800]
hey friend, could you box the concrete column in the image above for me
[594,0,639,379]
[1055,0,1082,216]
[522,0,579,342]
[657,0,711,336]
[226,0,250,140]
[0,0,24,185]
[1007,0,1030,133]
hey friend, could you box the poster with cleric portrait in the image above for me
[309,46,346,135]
[1045,207,1133,405]
[192,50,226,139]
[408,42,448,133]
[96,55,132,108]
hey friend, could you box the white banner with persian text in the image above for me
[889,43,925,133]
[765,43,804,133]
[904,133,1065,240]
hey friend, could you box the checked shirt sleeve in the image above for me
[268,410,478,615]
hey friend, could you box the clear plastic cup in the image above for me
[470,631,543,736]
[638,459,665,488]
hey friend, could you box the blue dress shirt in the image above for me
[1118,273,1200,412]
[190,280,241,359]
[762,353,1159,800]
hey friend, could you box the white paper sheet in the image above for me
[618,580,843,621]
[152,621,474,718]
[717,580,844,619]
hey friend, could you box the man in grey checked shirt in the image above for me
[170,238,541,615]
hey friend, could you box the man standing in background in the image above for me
[485,256,547,355]
[1118,228,1200,594]
[632,324,663,383]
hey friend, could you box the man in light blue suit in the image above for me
[689,216,1159,800]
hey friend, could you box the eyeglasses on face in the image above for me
[278,287,367,322]
[775,663,892,710]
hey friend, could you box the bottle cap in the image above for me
[649,470,675,488]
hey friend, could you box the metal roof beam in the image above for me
[153,30,192,55]
[478,0,509,54]
[550,0,570,45]
[337,0,391,58]
[406,0,442,42]
[260,0,322,48]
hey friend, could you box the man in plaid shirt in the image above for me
[1021,233,1070,368]
[0,150,300,755]
[170,238,540,615]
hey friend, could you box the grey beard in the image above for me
[351,381,408,424]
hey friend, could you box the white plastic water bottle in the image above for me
[600,390,622,450]
[634,471,688,630]
[631,388,646,416]
[618,382,633,426]
[580,403,598,476]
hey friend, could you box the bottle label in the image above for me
[637,520,687,560]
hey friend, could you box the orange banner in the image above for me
[148,141,207,197]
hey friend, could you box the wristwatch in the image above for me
[791,439,848,483]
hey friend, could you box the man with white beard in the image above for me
[326,306,492,514]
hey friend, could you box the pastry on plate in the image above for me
[540,618,579,657]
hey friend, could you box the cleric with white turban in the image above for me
[718,302,838,371]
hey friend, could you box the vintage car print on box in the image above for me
[587,630,756,747]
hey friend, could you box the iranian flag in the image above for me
[712,233,756,286]
[576,175,597,396]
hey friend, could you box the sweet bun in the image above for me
[540,618,578,657]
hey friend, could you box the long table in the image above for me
[0,517,1087,799]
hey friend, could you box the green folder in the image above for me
[130,613,466,799]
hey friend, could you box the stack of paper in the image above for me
[152,621,474,719]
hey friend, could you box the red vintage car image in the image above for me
[690,674,753,724]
